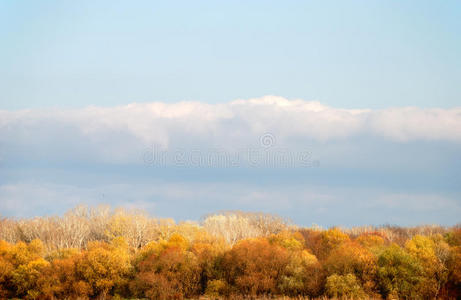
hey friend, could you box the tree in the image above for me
[0,239,47,299]
[355,233,385,250]
[268,231,324,297]
[40,249,91,299]
[326,273,365,299]
[220,238,290,296]
[133,234,201,300]
[106,208,152,249]
[446,246,461,298]
[0,241,14,298]
[324,241,377,295]
[306,227,350,260]
[75,238,131,298]
[190,239,226,294]
[376,243,423,299]
[202,211,288,245]
[405,235,450,298]
[11,257,49,299]
[0,217,19,244]
[278,249,323,297]
[202,213,261,245]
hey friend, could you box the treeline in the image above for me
[0,205,460,299]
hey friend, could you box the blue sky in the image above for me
[0,1,460,226]
[1,0,460,109]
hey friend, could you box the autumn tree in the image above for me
[0,240,15,298]
[446,245,461,298]
[405,234,450,298]
[325,273,365,299]
[355,233,386,250]
[376,243,423,299]
[300,227,350,260]
[0,217,19,244]
[132,233,201,300]
[219,238,291,296]
[202,213,261,245]
[1,205,461,299]
[202,211,288,245]
[323,241,378,295]
[75,237,132,298]
[105,208,158,249]
[0,239,48,299]
[40,248,90,299]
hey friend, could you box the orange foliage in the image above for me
[324,241,378,294]
[221,238,290,295]
[133,234,201,299]
[0,207,460,299]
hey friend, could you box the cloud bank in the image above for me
[1,96,460,225]
[1,96,460,164]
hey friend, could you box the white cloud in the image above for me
[0,96,460,165]
[1,97,460,225]
[368,107,461,142]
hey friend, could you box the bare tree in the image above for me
[201,211,288,245]
[0,217,19,243]
[105,208,154,249]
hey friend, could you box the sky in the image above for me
[0,1,460,226]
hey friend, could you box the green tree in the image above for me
[377,243,423,299]
[325,273,365,299]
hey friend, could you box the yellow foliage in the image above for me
[205,279,228,296]
[356,234,385,249]
[76,238,131,297]
[12,258,50,298]
[0,207,460,299]
[326,273,366,299]
[167,233,189,250]
[269,231,305,251]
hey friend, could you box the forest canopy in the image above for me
[0,205,460,299]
